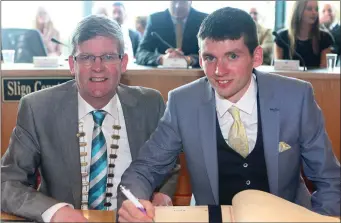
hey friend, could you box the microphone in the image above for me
[151,32,184,57]
[272,31,307,71]
[151,32,175,49]
[51,38,68,47]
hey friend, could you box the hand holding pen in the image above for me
[118,185,155,222]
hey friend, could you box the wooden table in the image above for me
[1,210,115,222]
[1,210,339,222]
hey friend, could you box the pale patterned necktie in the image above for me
[176,20,183,49]
[88,110,107,210]
[228,106,249,158]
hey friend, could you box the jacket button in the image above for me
[243,163,248,168]
[246,180,251,185]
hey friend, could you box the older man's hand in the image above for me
[51,206,88,222]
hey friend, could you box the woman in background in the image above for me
[274,0,334,68]
[35,7,61,56]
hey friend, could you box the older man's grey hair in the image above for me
[70,15,124,56]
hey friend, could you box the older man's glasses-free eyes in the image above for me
[74,54,123,66]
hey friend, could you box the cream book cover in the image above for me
[154,190,339,222]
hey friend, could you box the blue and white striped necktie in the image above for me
[88,110,107,210]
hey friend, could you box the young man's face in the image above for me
[199,37,262,103]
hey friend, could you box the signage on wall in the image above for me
[2,77,73,102]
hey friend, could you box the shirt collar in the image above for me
[330,21,339,30]
[78,93,118,120]
[171,16,188,25]
[215,74,257,118]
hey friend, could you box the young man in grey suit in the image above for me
[1,15,178,222]
[118,7,341,222]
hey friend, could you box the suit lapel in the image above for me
[116,85,139,160]
[198,79,219,204]
[165,9,177,48]
[57,82,82,207]
[182,8,195,47]
[256,70,280,196]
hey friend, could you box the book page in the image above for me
[154,205,234,222]
[232,190,339,222]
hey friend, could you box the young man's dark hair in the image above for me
[197,7,259,55]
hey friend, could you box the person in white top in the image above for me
[112,2,141,59]
[1,15,179,222]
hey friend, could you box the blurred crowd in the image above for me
[2,1,340,68]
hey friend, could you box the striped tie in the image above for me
[89,110,107,210]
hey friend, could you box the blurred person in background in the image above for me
[35,7,61,56]
[249,7,273,65]
[93,6,109,17]
[274,0,334,68]
[112,1,140,58]
[320,3,340,56]
[135,16,147,37]
[135,0,207,68]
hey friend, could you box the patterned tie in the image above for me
[228,106,249,158]
[176,20,183,49]
[88,110,107,210]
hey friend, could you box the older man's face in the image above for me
[321,4,335,26]
[249,8,258,22]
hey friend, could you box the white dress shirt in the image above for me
[215,74,258,154]
[42,94,132,222]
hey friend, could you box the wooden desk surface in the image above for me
[1,210,339,222]
[1,210,115,222]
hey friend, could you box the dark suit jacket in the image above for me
[135,8,207,67]
[1,81,179,222]
[330,24,340,56]
[129,29,141,57]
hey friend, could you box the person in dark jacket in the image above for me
[320,3,340,56]
[135,0,207,67]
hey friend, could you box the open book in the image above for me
[154,190,339,222]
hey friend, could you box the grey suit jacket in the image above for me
[119,69,340,216]
[1,80,179,221]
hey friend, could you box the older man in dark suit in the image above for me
[135,0,207,68]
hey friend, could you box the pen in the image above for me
[119,185,155,222]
